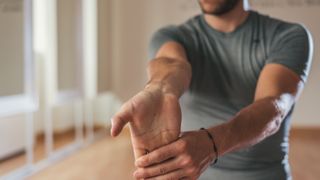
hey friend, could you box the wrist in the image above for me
[144,81,181,98]
[199,128,218,164]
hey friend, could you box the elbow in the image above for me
[262,94,295,137]
[263,115,282,137]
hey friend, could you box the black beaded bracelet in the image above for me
[200,127,218,164]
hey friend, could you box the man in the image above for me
[111,0,313,179]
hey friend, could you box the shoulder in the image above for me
[259,12,313,82]
[155,15,203,36]
[152,15,203,47]
[254,11,310,40]
[180,15,203,30]
[148,15,202,59]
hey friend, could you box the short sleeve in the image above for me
[266,24,313,83]
[148,26,185,60]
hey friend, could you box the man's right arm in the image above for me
[146,41,192,98]
[110,41,192,158]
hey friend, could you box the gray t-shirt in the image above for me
[149,11,312,180]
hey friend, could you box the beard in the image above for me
[198,0,241,16]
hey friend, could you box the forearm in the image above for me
[145,57,192,97]
[208,94,294,156]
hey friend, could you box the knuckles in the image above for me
[177,139,188,152]
[154,151,167,163]
[179,154,193,167]
[137,157,148,167]
[159,167,167,174]
[178,154,200,177]
[187,167,200,177]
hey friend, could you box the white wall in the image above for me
[0,114,26,159]
[109,0,150,100]
[108,0,200,101]
[57,0,81,91]
[97,0,112,93]
[0,3,24,96]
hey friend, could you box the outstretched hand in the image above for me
[110,85,181,159]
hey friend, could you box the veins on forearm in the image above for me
[214,95,295,156]
[146,58,191,97]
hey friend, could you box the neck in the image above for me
[204,1,249,33]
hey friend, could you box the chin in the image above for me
[199,0,241,16]
[199,0,219,12]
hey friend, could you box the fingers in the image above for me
[134,157,180,179]
[110,104,132,137]
[135,139,185,167]
[144,168,195,180]
[144,169,185,180]
[133,132,207,179]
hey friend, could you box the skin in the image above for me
[111,0,305,179]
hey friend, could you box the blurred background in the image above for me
[0,0,319,179]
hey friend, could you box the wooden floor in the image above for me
[1,128,319,180]
[289,128,320,180]
[29,130,135,180]
[0,127,104,176]
[0,130,76,176]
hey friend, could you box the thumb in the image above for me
[110,110,131,137]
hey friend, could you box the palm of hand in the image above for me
[126,89,181,159]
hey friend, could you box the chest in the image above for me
[189,33,269,105]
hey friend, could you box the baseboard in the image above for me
[290,126,320,137]
[36,125,108,141]
[0,149,25,162]
[291,126,320,131]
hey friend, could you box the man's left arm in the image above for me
[208,63,304,157]
[209,24,313,157]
